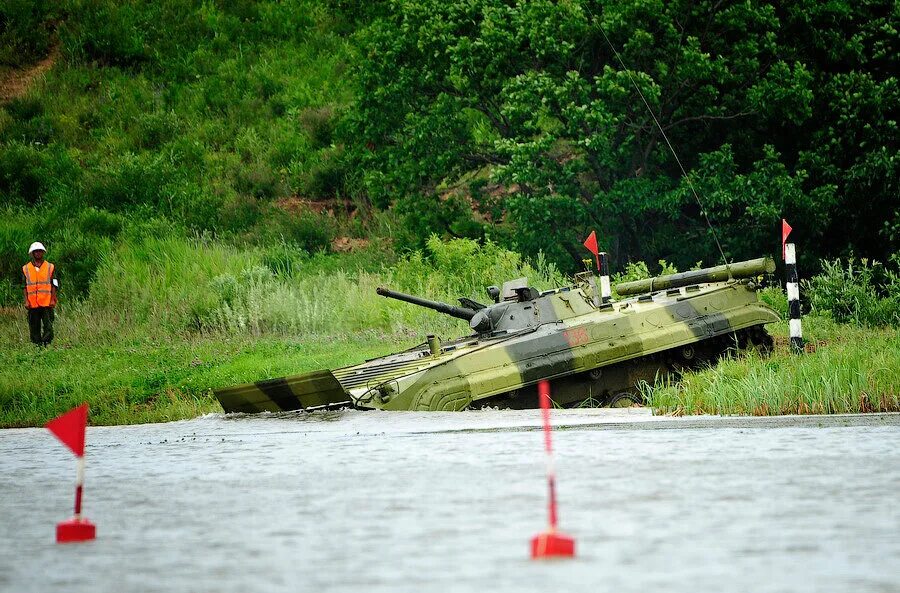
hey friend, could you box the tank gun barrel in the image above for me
[376,287,477,321]
[614,257,775,297]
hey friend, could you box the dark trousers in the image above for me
[27,307,54,345]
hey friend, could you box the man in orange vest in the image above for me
[23,241,58,346]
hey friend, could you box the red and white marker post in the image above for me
[530,380,575,559]
[46,404,96,543]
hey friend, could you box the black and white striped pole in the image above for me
[785,243,803,354]
[599,252,612,303]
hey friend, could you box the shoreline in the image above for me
[4,408,899,433]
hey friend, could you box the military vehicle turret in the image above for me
[214,257,778,413]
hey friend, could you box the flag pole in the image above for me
[74,455,85,520]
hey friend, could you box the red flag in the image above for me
[46,404,88,457]
[583,231,601,271]
[782,219,793,260]
[582,231,599,256]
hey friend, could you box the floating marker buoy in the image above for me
[531,530,576,558]
[530,380,575,559]
[46,404,96,543]
[57,516,97,543]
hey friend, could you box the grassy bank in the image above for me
[7,310,897,428]
[0,334,410,428]
[648,316,900,415]
[2,233,898,427]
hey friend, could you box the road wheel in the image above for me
[607,391,642,408]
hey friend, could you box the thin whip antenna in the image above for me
[597,25,729,268]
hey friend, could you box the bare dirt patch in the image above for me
[331,236,370,252]
[276,196,356,217]
[0,45,60,103]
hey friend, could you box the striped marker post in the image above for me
[530,380,575,559]
[599,252,612,303]
[785,243,803,354]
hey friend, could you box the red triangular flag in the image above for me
[782,219,793,260]
[583,231,599,256]
[46,404,88,457]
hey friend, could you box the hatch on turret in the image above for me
[501,278,541,302]
[501,278,527,300]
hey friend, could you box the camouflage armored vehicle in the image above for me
[214,257,778,413]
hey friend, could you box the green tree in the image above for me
[345,0,897,271]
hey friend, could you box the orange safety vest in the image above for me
[23,261,56,308]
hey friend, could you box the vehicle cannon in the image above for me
[376,287,478,321]
[614,257,775,297]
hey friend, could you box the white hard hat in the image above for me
[28,241,46,254]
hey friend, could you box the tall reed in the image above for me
[649,317,900,415]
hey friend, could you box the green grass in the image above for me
[1,0,360,305]
[0,333,410,428]
[0,235,561,427]
[1,223,898,427]
[648,316,900,416]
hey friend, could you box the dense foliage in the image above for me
[0,0,60,67]
[1,0,897,301]
[0,0,354,302]
[805,256,900,327]
[344,0,898,271]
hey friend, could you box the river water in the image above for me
[1,410,899,593]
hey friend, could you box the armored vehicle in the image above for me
[215,257,778,413]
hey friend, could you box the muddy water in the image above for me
[1,410,899,593]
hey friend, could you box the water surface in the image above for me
[2,410,898,593]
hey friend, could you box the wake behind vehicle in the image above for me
[214,257,778,413]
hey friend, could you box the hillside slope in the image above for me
[1,0,357,302]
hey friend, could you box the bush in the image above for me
[0,278,18,307]
[84,153,175,212]
[759,285,788,318]
[3,96,61,145]
[612,260,679,293]
[260,242,307,278]
[216,193,262,233]
[77,208,123,238]
[298,105,337,149]
[0,0,59,67]
[235,162,287,200]
[133,110,180,150]
[270,209,336,254]
[805,257,900,327]
[393,193,483,251]
[300,147,347,199]
[0,144,46,206]
[60,0,147,68]
[0,144,81,208]
[3,95,44,121]
[0,209,113,303]
[51,229,112,298]
[390,235,564,299]
[0,213,34,305]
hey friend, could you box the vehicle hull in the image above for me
[214,280,778,413]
